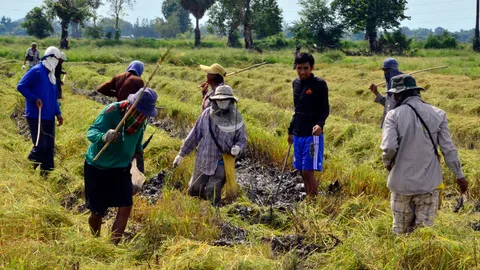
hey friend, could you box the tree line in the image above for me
[4,0,478,52]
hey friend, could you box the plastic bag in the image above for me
[131,158,146,195]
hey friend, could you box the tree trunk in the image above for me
[474,0,480,51]
[367,27,377,53]
[115,14,120,40]
[243,0,253,49]
[194,17,201,47]
[60,19,69,49]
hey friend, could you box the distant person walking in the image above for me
[97,60,145,101]
[84,88,157,245]
[198,63,226,111]
[381,74,468,234]
[23,42,40,70]
[55,52,67,99]
[173,85,247,206]
[369,58,404,127]
[293,45,301,70]
[17,46,64,175]
[288,52,330,198]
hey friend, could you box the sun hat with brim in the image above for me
[60,52,67,61]
[127,88,158,117]
[200,63,226,77]
[209,85,238,102]
[387,74,424,94]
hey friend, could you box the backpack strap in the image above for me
[405,103,440,159]
[208,114,224,153]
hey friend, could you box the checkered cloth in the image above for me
[119,101,146,135]
[390,189,439,234]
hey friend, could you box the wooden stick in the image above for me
[197,62,269,88]
[62,64,72,82]
[35,107,41,147]
[93,48,171,161]
[225,62,268,77]
[375,65,448,87]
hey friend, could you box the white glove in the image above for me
[173,155,184,167]
[103,129,118,142]
[231,145,241,156]
[22,65,26,70]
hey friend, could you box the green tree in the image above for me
[162,0,191,34]
[44,0,95,48]
[207,0,245,48]
[180,0,215,47]
[105,0,135,39]
[252,0,283,39]
[21,7,54,39]
[291,0,344,51]
[332,0,409,52]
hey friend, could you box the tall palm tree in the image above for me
[180,0,215,47]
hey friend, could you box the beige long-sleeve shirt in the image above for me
[381,96,464,195]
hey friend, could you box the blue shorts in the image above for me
[293,135,324,171]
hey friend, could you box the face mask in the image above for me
[216,100,231,110]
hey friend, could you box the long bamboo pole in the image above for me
[93,48,171,161]
[225,62,268,77]
[375,65,448,87]
[197,62,269,88]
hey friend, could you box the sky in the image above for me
[1,0,476,32]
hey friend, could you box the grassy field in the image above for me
[0,39,480,269]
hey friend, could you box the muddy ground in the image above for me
[61,84,343,257]
[10,108,31,140]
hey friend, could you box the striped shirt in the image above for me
[381,96,465,195]
[180,108,247,176]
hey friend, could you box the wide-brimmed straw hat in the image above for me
[209,85,238,102]
[200,63,226,77]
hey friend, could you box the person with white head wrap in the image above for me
[17,46,64,175]
[41,46,62,85]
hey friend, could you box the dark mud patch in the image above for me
[149,118,190,138]
[227,204,289,228]
[266,234,341,258]
[471,221,480,231]
[140,171,166,204]
[236,159,305,208]
[71,86,115,105]
[61,190,87,213]
[211,222,248,247]
[10,108,31,139]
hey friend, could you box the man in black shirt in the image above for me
[288,53,330,197]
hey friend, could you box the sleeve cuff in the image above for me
[374,93,384,103]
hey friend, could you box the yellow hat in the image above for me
[199,63,226,77]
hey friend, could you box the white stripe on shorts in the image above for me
[313,136,319,171]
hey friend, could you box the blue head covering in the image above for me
[127,88,158,117]
[126,61,144,77]
[382,58,403,89]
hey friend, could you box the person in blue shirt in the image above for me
[17,46,64,175]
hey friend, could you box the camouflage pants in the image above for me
[390,190,440,234]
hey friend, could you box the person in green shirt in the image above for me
[84,88,158,245]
